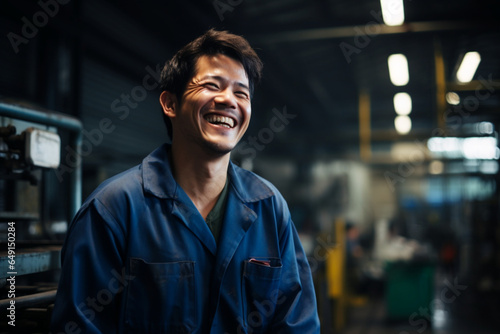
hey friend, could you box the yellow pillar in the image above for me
[434,38,447,134]
[358,90,371,162]
[326,218,346,331]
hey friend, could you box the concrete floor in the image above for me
[337,271,500,334]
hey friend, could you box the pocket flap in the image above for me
[244,258,282,280]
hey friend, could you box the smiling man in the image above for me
[51,29,320,333]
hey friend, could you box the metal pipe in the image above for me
[0,102,82,132]
[0,101,83,220]
[69,131,83,221]
[0,290,57,309]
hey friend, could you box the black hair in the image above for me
[159,29,263,139]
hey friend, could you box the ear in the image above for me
[159,91,178,119]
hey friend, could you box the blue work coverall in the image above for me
[51,144,320,333]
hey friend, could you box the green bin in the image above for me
[385,261,435,320]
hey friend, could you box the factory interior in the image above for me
[1,0,500,333]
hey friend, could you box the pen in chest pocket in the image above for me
[248,258,271,267]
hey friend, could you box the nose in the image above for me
[214,88,237,109]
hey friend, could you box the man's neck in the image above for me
[170,142,230,219]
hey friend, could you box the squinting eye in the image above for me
[236,91,249,99]
[206,82,219,89]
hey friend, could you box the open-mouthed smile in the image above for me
[204,114,236,129]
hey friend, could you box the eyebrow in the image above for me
[201,75,250,91]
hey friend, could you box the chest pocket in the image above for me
[242,258,282,332]
[124,258,196,333]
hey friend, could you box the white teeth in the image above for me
[205,115,235,128]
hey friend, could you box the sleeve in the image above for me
[50,198,127,334]
[270,216,321,333]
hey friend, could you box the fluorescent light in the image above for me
[395,115,411,134]
[428,137,461,159]
[446,92,460,105]
[380,0,405,26]
[428,136,499,160]
[456,51,481,83]
[388,54,409,86]
[393,92,412,115]
[462,137,498,160]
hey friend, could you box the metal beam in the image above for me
[250,21,498,44]
[447,80,500,92]
[0,247,61,279]
[0,290,57,309]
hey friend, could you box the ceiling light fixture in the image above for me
[388,54,409,86]
[456,51,481,83]
[445,92,460,105]
[380,0,405,26]
[394,92,412,115]
[395,115,412,134]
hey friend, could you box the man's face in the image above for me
[172,54,251,156]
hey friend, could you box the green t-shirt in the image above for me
[205,177,229,244]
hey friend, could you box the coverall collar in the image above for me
[141,144,274,203]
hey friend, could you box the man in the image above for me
[51,29,320,333]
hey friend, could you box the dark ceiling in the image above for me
[110,0,500,161]
[2,0,500,167]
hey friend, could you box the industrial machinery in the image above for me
[0,100,82,333]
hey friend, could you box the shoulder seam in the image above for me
[93,197,127,240]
